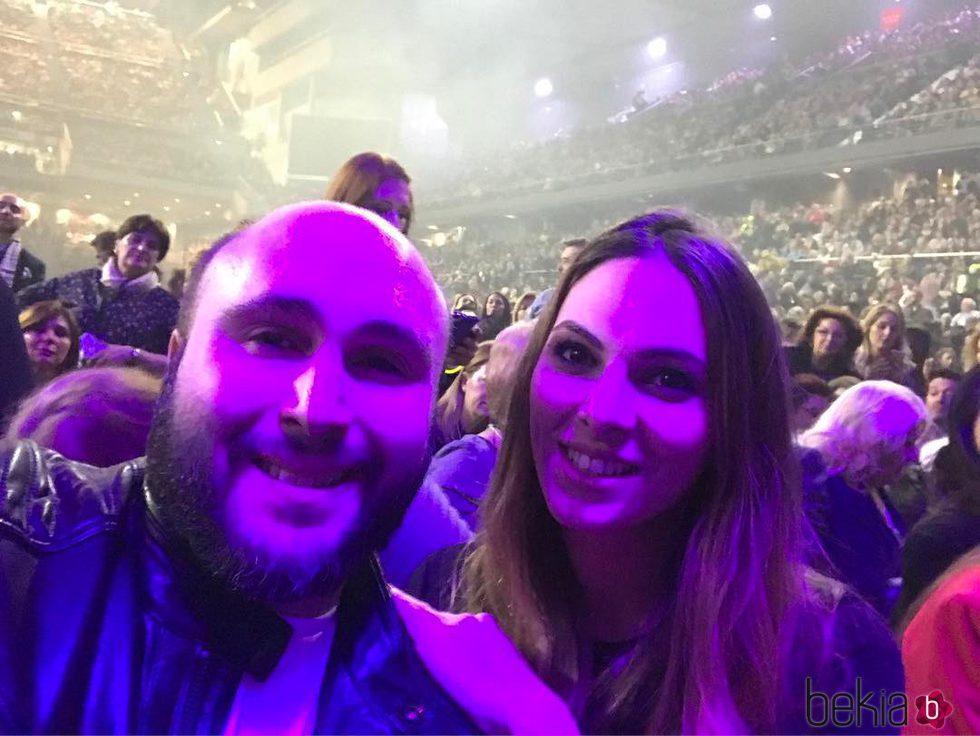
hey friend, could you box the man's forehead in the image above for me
[199,204,444,329]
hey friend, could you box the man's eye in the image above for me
[242,330,305,356]
[347,350,416,384]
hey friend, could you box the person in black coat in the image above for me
[894,367,980,624]
[0,193,45,292]
[0,280,33,427]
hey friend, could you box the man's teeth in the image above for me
[258,460,346,489]
[564,447,635,477]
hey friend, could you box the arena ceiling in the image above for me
[128,1,965,112]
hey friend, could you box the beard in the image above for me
[144,361,425,604]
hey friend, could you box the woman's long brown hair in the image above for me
[463,210,814,733]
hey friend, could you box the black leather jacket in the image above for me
[0,442,479,734]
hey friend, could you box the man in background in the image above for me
[0,192,45,292]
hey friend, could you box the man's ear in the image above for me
[167,329,184,360]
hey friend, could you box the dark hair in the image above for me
[561,238,588,251]
[801,306,863,357]
[18,300,81,374]
[938,366,980,514]
[906,327,932,365]
[926,368,962,385]
[324,152,413,233]
[117,214,171,261]
[465,209,812,733]
[91,230,117,256]
[478,291,513,341]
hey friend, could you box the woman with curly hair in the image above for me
[800,380,926,615]
[785,305,863,382]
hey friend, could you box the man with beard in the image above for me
[0,192,45,292]
[0,202,575,734]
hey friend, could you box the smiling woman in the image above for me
[433,209,906,733]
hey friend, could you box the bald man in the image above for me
[0,192,45,291]
[0,203,576,735]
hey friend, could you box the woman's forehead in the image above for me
[557,256,706,360]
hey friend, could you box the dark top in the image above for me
[0,243,46,292]
[0,279,32,426]
[882,465,933,531]
[804,459,905,617]
[0,442,480,734]
[17,268,179,353]
[409,545,904,735]
[785,344,860,382]
[893,505,980,624]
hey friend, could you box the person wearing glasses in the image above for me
[0,193,46,293]
[17,214,177,374]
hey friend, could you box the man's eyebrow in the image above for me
[352,320,435,362]
[219,296,321,327]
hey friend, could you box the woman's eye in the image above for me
[638,369,699,400]
[552,340,596,370]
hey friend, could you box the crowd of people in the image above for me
[0,0,201,126]
[48,1,177,59]
[422,5,980,204]
[0,0,244,185]
[878,52,980,134]
[0,0,979,731]
[0,144,977,732]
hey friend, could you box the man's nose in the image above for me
[280,358,352,446]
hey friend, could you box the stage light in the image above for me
[646,36,667,60]
[534,78,553,98]
[754,3,773,20]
